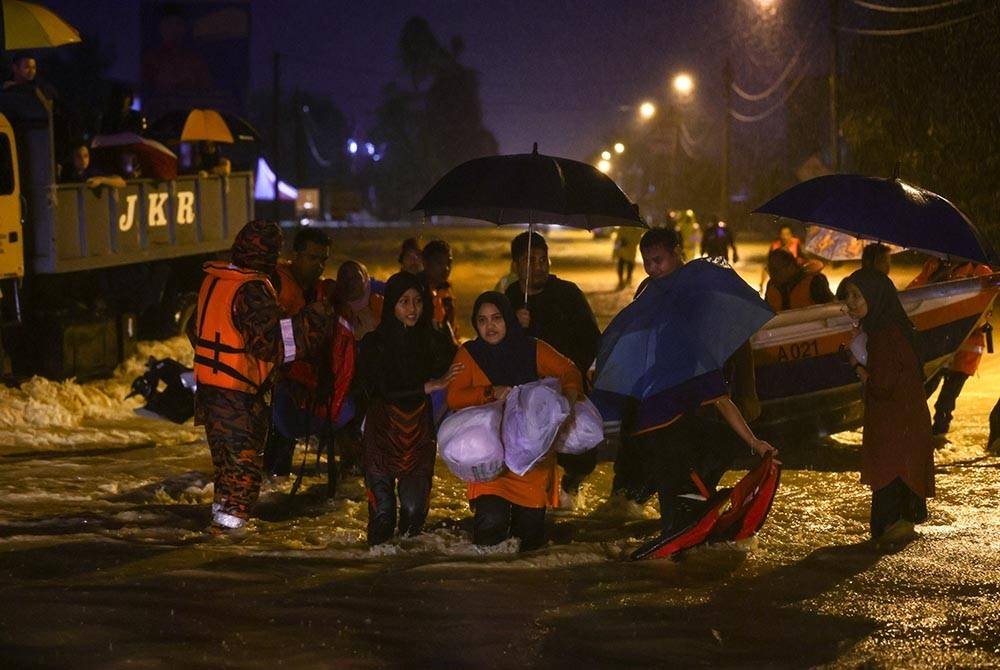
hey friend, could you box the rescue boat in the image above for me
[751,272,999,440]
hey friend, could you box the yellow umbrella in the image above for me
[2,0,81,50]
[180,109,235,144]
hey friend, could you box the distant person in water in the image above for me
[760,224,803,293]
[398,237,423,275]
[907,257,994,435]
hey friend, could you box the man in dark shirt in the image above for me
[504,231,601,502]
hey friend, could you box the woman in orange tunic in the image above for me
[447,291,582,551]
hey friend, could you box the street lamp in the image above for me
[639,101,657,120]
[601,150,612,160]
[597,159,611,173]
[672,72,695,98]
[613,142,625,154]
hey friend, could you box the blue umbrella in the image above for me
[753,174,997,264]
[592,259,774,433]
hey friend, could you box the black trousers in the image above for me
[613,414,741,533]
[930,370,969,431]
[557,449,597,494]
[870,477,927,540]
[988,397,1000,452]
[365,473,432,546]
[472,494,546,551]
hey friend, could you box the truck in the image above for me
[0,93,254,381]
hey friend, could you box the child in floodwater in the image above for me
[841,268,935,545]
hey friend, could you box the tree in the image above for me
[368,16,497,219]
[839,6,1000,257]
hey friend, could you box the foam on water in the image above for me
[0,338,200,450]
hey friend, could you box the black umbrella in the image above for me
[412,144,645,230]
[753,174,997,264]
[413,144,645,300]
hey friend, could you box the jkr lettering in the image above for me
[117,190,197,231]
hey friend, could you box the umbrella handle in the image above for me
[524,221,533,305]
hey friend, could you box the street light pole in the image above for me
[721,58,732,220]
[272,51,281,217]
[829,0,840,172]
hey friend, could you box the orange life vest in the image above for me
[274,263,306,316]
[770,237,801,258]
[194,262,276,393]
[765,271,818,312]
[908,260,993,375]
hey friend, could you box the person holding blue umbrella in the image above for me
[594,228,778,549]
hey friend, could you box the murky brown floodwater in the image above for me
[1,227,998,669]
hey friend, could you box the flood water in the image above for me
[1,227,998,669]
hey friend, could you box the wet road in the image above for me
[1,227,998,669]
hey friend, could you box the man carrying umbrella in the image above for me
[596,229,776,548]
[504,231,601,503]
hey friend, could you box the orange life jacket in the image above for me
[431,284,459,342]
[769,237,801,258]
[908,260,993,374]
[274,263,306,316]
[194,262,276,393]
[765,271,818,311]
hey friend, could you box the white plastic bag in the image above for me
[437,400,506,483]
[850,331,868,366]
[554,397,605,455]
[502,378,570,476]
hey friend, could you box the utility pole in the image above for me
[721,58,732,221]
[829,0,840,172]
[272,51,281,217]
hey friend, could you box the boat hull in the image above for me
[750,273,998,441]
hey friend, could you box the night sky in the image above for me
[39,0,796,161]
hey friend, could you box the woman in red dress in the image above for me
[841,268,935,544]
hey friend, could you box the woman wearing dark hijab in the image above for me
[355,272,460,545]
[841,267,934,545]
[447,291,582,551]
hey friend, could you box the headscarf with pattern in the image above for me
[231,220,283,274]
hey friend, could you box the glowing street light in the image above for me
[672,72,695,98]
[639,101,657,120]
[613,142,625,154]
[601,150,612,160]
[597,159,611,173]
[754,0,778,17]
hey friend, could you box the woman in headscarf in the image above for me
[447,291,582,551]
[355,272,460,545]
[841,267,934,545]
